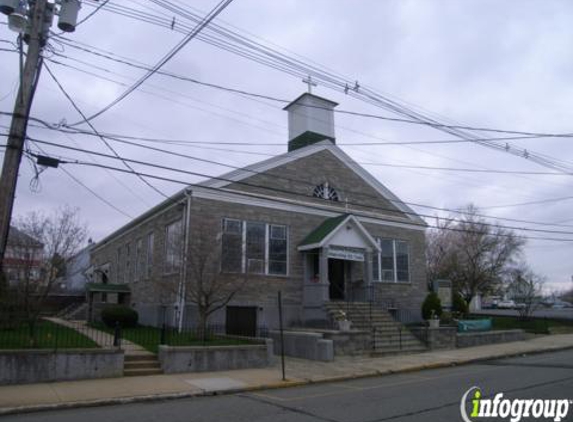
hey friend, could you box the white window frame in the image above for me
[221,218,288,277]
[164,219,183,275]
[373,238,410,283]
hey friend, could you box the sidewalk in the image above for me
[1,333,572,415]
[44,317,152,356]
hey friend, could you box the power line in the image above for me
[26,147,573,243]
[10,124,573,229]
[49,36,573,141]
[43,62,168,198]
[68,0,235,127]
[26,143,133,219]
[25,137,573,236]
[79,0,573,175]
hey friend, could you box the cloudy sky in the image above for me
[1,0,572,292]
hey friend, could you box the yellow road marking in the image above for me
[249,366,500,402]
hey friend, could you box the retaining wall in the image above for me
[269,330,334,361]
[158,339,274,373]
[456,329,526,348]
[411,326,457,350]
[0,348,124,385]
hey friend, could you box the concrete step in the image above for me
[370,346,427,356]
[124,353,156,361]
[123,353,162,376]
[123,367,163,377]
[124,361,161,370]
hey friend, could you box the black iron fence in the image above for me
[93,322,270,354]
[0,319,111,350]
[0,318,269,352]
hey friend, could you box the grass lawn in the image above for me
[89,323,254,354]
[488,316,573,334]
[0,320,99,349]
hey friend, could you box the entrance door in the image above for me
[328,259,345,300]
[226,306,257,337]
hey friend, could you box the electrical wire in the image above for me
[43,62,169,198]
[25,136,573,237]
[67,0,235,127]
[25,147,573,243]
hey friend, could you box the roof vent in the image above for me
[284,92,338,152]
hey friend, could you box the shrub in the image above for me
[422,292,443,320]
[440,311,453,325]
[452,292,469,317]
[101,305,138,328]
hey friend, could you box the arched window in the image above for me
[313,182,339,201]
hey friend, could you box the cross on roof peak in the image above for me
[302,75,318,94]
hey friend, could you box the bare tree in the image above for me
[3,206,87,342]
[426,205,525,304]
[506,265,545,320]
[159,224,247,340]
[187,231,248,340]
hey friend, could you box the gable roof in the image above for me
[199,140,426,225]
[8,226,43,248]
[298,214,380,251]
[299,214,348,247]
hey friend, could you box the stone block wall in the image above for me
[0,348,124,385]
[158,340,274,373]
[456,329,526,348]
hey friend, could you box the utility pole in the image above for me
[0,0,48,274]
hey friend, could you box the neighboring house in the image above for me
[3,226,44,286]
[90,92,428,331]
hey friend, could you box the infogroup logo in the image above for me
[460,386,572,422]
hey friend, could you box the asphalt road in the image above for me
[5,350,573,422]
[475,308,573,320]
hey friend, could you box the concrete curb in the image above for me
[1,343,573,416]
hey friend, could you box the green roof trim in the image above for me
[86,283,131,293]
[299,214,349,247]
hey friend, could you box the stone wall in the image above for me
[456,329,526,348]
[158,340,274,373]
[411,326,457,350]
[269,330,334,361]
[322,330,371,356]
[0,348,124,385]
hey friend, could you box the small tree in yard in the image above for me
[422,292,443,320]
[4,206,87,344]
[187,231,248,340]
[160,224,248,341]
[507,265,545,320]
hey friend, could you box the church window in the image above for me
[221,218,288,276]
[373,238,410,283]
[222,218,243,273]
[313,182,339,201]
[164,219,183,274]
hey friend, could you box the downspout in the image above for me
[177,188,193,332]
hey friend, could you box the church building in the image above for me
[89,92,429,335]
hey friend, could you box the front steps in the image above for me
[58,302,88,320]
[324,302,427,355]
[124,353,162,376]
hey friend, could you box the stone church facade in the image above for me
[90,93,428,332]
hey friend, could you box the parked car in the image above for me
[497,300,517,309]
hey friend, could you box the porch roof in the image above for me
[86,283,131,293]
[298,214,380,252]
